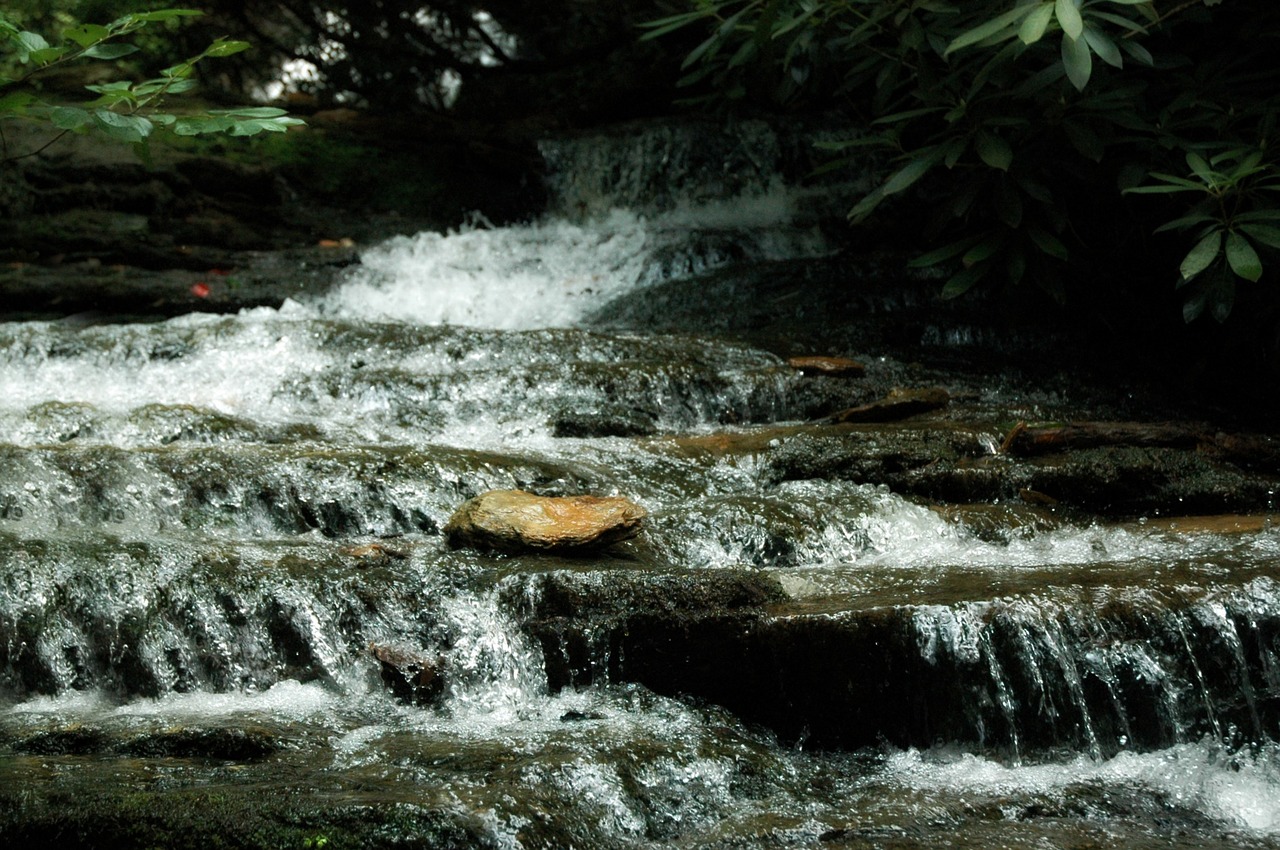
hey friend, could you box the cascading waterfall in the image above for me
[2,120,1280,848]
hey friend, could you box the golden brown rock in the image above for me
[444,489,646,554]
[786,355,866,378]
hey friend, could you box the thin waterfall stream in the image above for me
[2,122,1280,848]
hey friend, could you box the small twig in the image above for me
[1,128,71,163]
[999,420,1027,454]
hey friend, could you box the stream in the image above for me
[2,121,1280,849]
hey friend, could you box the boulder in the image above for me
[444,489,646,554]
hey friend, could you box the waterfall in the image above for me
[3,117,1280,848]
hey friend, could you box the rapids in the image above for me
[2,122,1279,848]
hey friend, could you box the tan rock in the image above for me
[444,489,646,554]
[786,355,866,378]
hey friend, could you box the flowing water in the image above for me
[1,122,1279,848]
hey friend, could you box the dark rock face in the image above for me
[444,490,647,554]
[519,569,1280,755]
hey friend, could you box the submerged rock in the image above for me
[371,644,444,706]
[443,489,646,554]
[829,387,950,423]
[549,403,658,438]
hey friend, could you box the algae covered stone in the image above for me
[444,489,646,554]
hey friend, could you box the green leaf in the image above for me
[208,107,291,118]
[881,148,944,195]
[638,9,712,40]
[1027,226,1069,260]
[93,109,153,143]
[1210,276,1236,323]
[1234,210,1280,224]
[1225,231,1262,282]
[29,46,69,65]
[908,236,982,268]
[1061,32,1091,91]
[1153,213,1216,234]
[227,117,305,135]
[1182,286,1208,322]
[16,30,50,54]
[963,235,1003,267]
[173,116,233,135]
[870,106,945,125]
[1088,10,1149,33]
[1185,152,1216,186]
[1237,223,1280,250]
[1082,25,1122,68]
[49,106,92,131]
[847,189,885,223]
[203,39,251,58]
[64,23,111,47]
[130,9,204,22]
[1055,0,1084,40]
[941,265,987,298]
[1123,172,1206,193]
[83,43,139,60]
[0,91,36,115]
[944,6,1033,56]
[1018,3,1055,44]
[1118,39,1153,66]
[1179,230,1221,281]
[975,130,1013,171]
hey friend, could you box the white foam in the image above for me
[886,742,1280,835]
[316,211,652,329]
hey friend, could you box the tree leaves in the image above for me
[0,7,303,162]
[647,0,1272,316]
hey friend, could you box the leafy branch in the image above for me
[0,7,303,162]
[642,0,1279,322]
